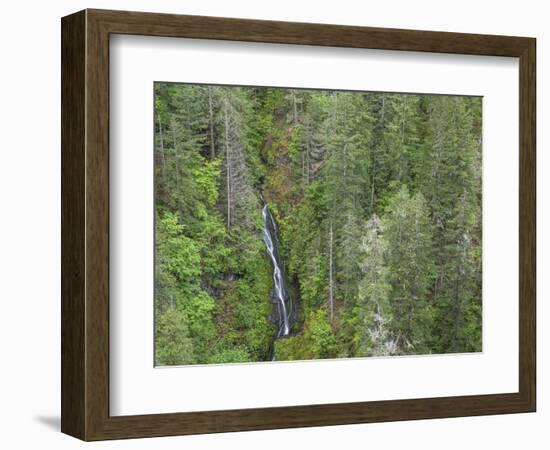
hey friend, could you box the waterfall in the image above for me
[262,205,290,337]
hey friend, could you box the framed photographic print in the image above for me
[61,9,536,440]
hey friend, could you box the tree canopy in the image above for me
[154,83,482,365]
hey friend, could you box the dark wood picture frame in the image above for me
[61,9,536,441]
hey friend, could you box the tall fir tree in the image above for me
[383,186,435,354]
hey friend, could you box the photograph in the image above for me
[48,3,539,443]
[154,83,483,366]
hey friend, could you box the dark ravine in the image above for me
[261,204,295,359]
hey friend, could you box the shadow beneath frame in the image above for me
[34,415,60,431]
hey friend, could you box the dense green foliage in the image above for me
[154,83,482,365]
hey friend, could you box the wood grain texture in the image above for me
[518,39,536,409]
[90,8,532,56]
[61,8,536,441]
[61,10,86,439]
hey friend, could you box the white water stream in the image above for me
[262,205,290,337]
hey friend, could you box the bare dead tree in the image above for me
[208,86,216,160]
[224,96,232,230]
[329,221,334,323]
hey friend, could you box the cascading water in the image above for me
[262,205,291,338]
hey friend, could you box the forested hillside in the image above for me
[154,83,482,366]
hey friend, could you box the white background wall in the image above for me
[0,0,546,448]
